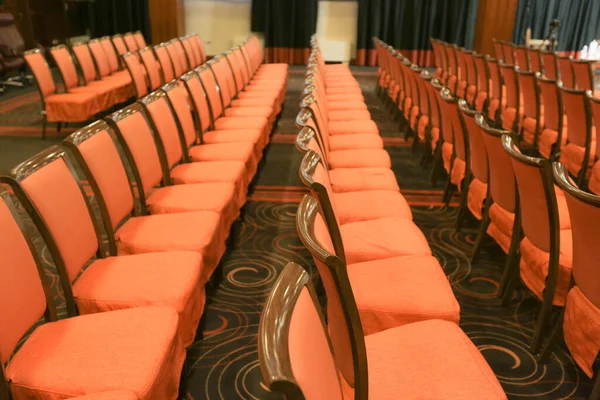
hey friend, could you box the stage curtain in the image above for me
[91,0,151,43]
[263,0,318,65]
[356,0,479,67]
[512,0,600,54]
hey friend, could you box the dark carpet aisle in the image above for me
[2,67,593,399]
[180,67,594,400]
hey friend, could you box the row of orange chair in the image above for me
[0,36,287,400]
[257,36,508,399]
[376,37,600,396]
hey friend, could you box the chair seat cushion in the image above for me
[329,167,399,193]
[231,96,276,110]
[328,120,379,136]
[170,161,248,204]
[146,182,240,229]
[189,142,258,179]
[329,148,392,169]
[519,230,573,306]
[488,204,515,254]
[115,211,225,276]
[327,93,364,102]
[347,256,460,335]
[359,320,506,399]
[339,217,431,264]
[328,109,372,122]
[327,100,367,111]
[7,307,185,400]
[223,106,274,124]
[73,252,205,345]
[326,86,363,95]
[328,133,383,151]
[333,190,412,224]
[215,116,269,138]
[560,140,596,178]
[45,92,102,123]
[475,90,488,112]
[521,116,542,145]
[538,127,567,159]
[203,129,266,157]
[467,178,488,221]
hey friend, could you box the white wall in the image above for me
[184,0,359,61]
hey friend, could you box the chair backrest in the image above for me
[105,103,167,202]
[71,42,99,85]
[473,53,490,106]
[514,46,530,71]
[259,262,344,400]
[528,48,542,74]
[162,80,199,151]
[99,36,121,72]
[553,162,600,308]
[463,50,477,87]
[63,121,136,254]
[180,36,198,69]
[560,84,592,148]
[0,187,55,367]
[517,69,540,121]
[455,46,467,82]
[209,56,236,108]
[424,75,441,129]
[123,52,148,98]
[557,55,575,88]
[166,40,185,78]
[88,39,111,79]
[190,34,207,65]
[111,34,129,57]
[412,66,429,115]
[233,47,252,88]
[180,71,214,134]
[493,39,504,62]
[133,31,147,50]
[5,146,104,316]
[486,55,502,103]
[502,42,515,64]
[154,44,175,83]
[50,45,80,91]
[440,88,465,160]
[500,62,519,110]
[226,48,247,93]
[139,90,187,172]
[139,47,163,91]
[502,134,558,252]
[477,116,517,213]
[538,76,563,134]
[172,39,190,72]
[571,59,594,91]
[541,51,558,80]
[459,100,486,183]
[123,32,138,52]
[445,43,457,77]
[295,194,368,398]
[196,64,225,119]
[589,92,600,161]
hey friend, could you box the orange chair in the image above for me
[454,46,469,99]
[189,33,207,65]
[99,35,124,70]
[111,34,129,59]
[161,80,260,178]
[457,100,488,230]
[70,391,138,400]
[24,49,102,138]
[180,71,267,159]
[528,47,543,74]
[180,35,200,69]
[165,40,186,78]
[0,188,186,400]
[122,51,149,98]
[502,134,573,353]
[499,62,521,133]
[473,52,490,112]
[588,93,600,195]
[502,41,515,64]
[537,75,566,159]
[557,54,575,88]
[133,30,147,49]
[139,46,164,91]
[423,74,443,156]
[514,45,530,71]
[541,50,559,80]
[463,49,477,105]
[296,191,460,336]
[154,43,176,83]
[486,55,504,124]
[438,88,466,206]
[71,42,134,104]
[517,69,542,148]
[445,42,459,95]
[123,32,139,52]
[550,162,600,393]
[558,84,594,185]
[260,248,505,399]
[88,38,132,87]
[571,59,595,91]
[1,147,205,347]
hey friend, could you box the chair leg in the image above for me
[455,176,471,232]
[442,175,455,206]
[470,196,492,264]
[537,310,564,364]
[530,293,556,354]
[591,372,600,400]
[57,122,62,133]
[42,114,47,140]
[500,251,521,305]
[411,133,420,154]
[429,144,443,184]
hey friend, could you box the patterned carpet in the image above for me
[2,67,595,399]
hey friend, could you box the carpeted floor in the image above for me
[2,67,595,399]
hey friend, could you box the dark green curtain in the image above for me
[262,0,318,64]
[356,0,479,66]
[91,0,151,43]
[512,0,600,53]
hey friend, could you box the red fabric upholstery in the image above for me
[332,190,412,224]
[328,168,400,193]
